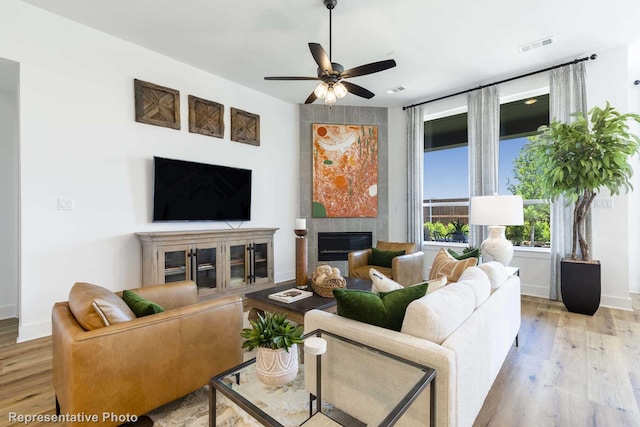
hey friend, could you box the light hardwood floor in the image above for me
[1,296,639,427]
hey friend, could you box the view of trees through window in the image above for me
[423,94,551,248]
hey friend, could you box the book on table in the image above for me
[268,288,313,303]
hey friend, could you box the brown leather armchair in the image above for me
[52,280,243,426]
[348,240,425,286]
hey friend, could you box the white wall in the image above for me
[0,59,19,319]
[388,46,640,309]
[0,0,299,341]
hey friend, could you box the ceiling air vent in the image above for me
[385,85,406,94]
[519,36,555,54]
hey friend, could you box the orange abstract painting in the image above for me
[312,124,378,218]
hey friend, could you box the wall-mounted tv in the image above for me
[153,156,252,222]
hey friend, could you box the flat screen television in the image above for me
[153,156,252,222]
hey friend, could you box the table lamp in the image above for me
[469,195,524,266]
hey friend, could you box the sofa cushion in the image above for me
[456,267,491,308]
[69,282,136,330]
[477,261,509,290]
[122,289,165,317]
[429,248,477,283]
[376,240,416,254]
[333,283,428,331]
[370,247,405,268]
[370,268,447,295]
[401,282,475,344]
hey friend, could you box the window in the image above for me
[423,94,550,247]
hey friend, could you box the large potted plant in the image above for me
[241,311,304,385]
[527,102,640,314]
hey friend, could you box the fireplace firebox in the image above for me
[317,232,373,261]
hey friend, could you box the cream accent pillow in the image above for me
[371,268,447,294]
[426,275,447,294]
[68,282,136,330]
[428,248,477,283]
[477,261,509,290]
[456,267,491,308]
[401,282,476,344]
[370,268,403,293]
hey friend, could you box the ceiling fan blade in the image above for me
[264,76,320,81]
[309,43,333,75]
[342,81,375,99]
[341,59,397,79]
[304,91,318,104]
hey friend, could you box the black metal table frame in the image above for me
[209,329,436,426]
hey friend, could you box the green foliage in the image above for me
[526,102,640,260]
[240,312,303,352]
[424,221,449,240]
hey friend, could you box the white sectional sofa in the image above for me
[304,262,521,426]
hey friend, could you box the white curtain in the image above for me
[468,86,500,248]
[406,106,425,247]
[549,63,589,300]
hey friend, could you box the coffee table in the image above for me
[243,277,372,325]
[209,329,436,426]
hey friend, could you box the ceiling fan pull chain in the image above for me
[329,6,332,62]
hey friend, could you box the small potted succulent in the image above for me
[241,311,304,385]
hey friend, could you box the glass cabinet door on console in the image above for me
[252,240,271,285]
[193,243,222,294]
[227,241,249,289]
[158,245,190,284]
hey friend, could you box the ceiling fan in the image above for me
[264,0,397,106]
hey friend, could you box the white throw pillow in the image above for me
[477,261,509,290]
[371,268,448,294]
[456,267,491,308]
[401,282,475,344]
[370,268,403,293]
[426,275,447,294]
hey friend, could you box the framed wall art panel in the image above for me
[188,95,224,138]
[230,107,260,146]
[134,79,180,130]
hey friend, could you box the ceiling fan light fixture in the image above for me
[325,86,338,105]
[314,82,329,98]
[333,82,348,99]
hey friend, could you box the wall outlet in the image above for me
[594,198,613,209]
[57,198,75,211]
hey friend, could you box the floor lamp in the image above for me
[469,195,524,266]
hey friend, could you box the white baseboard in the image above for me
[521,283,549,299]
[0,304,17,320]
[17,320,51,343]
[600,294,633,311]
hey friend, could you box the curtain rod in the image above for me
[402,53,597,110]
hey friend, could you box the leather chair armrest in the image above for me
[348,249,372,271]
[392,251,425,286]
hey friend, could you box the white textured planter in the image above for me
[255,345,299,385]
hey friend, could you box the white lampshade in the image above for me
[469,195,524,226]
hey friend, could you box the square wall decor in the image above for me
[312,123,378,218]
[230,107,260,146]
[188,95,224,138]
[134,79,180,130]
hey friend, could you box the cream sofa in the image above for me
[304,262,520,427]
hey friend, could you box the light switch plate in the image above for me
[58,198,75,211]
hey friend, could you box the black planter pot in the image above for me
[560,260,601,315]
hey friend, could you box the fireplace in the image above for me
[317,232,373,261]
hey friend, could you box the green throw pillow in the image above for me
[333,283,428,331]
[121,290,165,317]
[447,248,480,262]
[370,247,406,268]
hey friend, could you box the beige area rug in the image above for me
[146,369,310,427]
